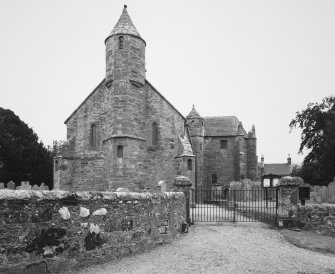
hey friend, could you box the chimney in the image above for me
[287,154,291,165]
[261,155,264,168]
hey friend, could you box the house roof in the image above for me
[264,163,291,176]
[106,5,143,42]
[203,116,246,137]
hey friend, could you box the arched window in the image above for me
[117,145,123,158]
[119,36,124,49]
[91,124,97,147]
[152,122,158,146]
[212,174,217,184]
[187,159,192,170]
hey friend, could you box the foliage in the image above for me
[290,96,335,185]
[0,107,53,188]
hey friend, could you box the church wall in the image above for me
[202,136,237,186]
[144,83,187,190]
[246,137,257,180]
[59,82,111,191]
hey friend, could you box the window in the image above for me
[272,178,279,187]
[54,160,59,171]
[152,122,158,146]
[187,159,192,170]
[119,36,124,49]
[220,140,227,149]
[117,145,123,158]
[91,124,97,147]
[263,178,270,188]
[212,174,217,184]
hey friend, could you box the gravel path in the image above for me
[76,222,335,274]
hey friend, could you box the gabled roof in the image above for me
[107,5,143,41]
[204,116,245,137]
[64,79,105,124]
[64,78,185,124]
[145,80,185,120]
[264,163,291,176]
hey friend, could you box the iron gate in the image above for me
[190,187,278,224]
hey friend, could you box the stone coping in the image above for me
[278,176,304,186]
[0,190,184,201]
[299,204,335,210]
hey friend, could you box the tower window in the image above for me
[187,159,192,170]
[152,122,158,146]
[90,124,97,147]
[119,36,124,49]
[117,145,123,158]
[212,174,217,184]
[220,140,227,149]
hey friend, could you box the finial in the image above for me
[124,4,127,8]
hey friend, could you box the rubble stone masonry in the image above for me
[0,190,186,273]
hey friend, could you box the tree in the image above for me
[290,96,335,185]
[0,107,53,188]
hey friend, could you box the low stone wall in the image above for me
[0,190,186,273]
[297,204,335,236]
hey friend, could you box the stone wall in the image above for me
[297,204,335,236]
[56,79,189,192]
[202,136,238,185]
[0,190,186,273]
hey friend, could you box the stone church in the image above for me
[54,5,257,192]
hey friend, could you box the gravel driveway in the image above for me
[76,222,335,274]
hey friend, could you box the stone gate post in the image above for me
[277,176,303,227]
[173,176,192,225]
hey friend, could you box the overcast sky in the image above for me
[1,0,334,164]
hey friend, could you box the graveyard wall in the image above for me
[0,190,186,273]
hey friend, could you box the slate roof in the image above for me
[264,163,291,176]
[204,116,246,137]
[186,106,202,119]
[108,5,142,39]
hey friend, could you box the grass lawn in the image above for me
[281,229,335,256]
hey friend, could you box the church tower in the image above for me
[104,5,147,189]
[186,106,204,188]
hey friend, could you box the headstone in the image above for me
[32,184,40,190]
[157,180,166,192]
[40,182,48,190]
[116,187,130,192]
[20,181,32,190]
[0,182,4,189]
[7,181,16,190]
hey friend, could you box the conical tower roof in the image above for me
[108,5,143,39]
[186,105,203,119]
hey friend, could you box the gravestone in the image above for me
[7,181,15,190]
[20,181,32,190]
[116,187,130,192]
[0,183,4,189]
[157,181,166,192]
[32,184,40,190]
[40,183,49,191]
